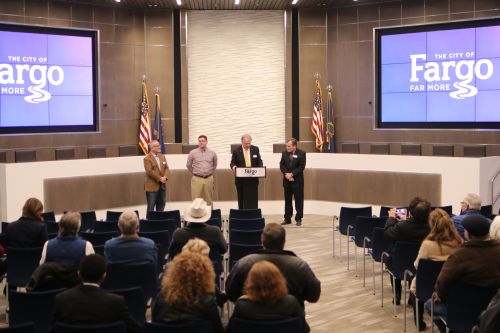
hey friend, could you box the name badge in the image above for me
[252,155,257,158]
[293,155,298,158]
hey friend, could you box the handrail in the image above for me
[491,168,500,211]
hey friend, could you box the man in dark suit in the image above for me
[279,138,306,226]
[143,140,170,212]
[230,134,263,209]
[52,254,141,333]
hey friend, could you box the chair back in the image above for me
[446,283,497,333]
[228,218,265,231]
[46,222,59,234]
[109,287,146,324]
[227,317,304,333]
[229,229,262,245]
[79,232,116,246]
[431,205,453,216]
[370,227,392,263]
[210,208,222,221]
[146,210,181,226]
[229,208,262,220]
[2,221,9,234]
[480,205,493,218]
[229,243,263,270]
[205,218,222,229]
[390,241,420,280]
[143,321,214,333]
[106,210,140,222]
[0,323,37,333]
[53,322,126,333]
[9,288,66,333]
[338,206,372,235]
[92,244,104,256]
[79,211,96,232]
[93,221,119,233]
[138,230,171,261]
[42,212,56,222]
[415,259,444,302]
[7,247,43,287]
[139,219,178,235]
[102,262,158,303]
[353,217,386,248]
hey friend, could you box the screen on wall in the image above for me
[375,18,500,129]
[0,23,98,134]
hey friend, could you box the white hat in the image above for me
[184,198,211,223]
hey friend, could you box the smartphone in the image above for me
[396,208,408,217]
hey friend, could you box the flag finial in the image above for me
[142,74,147,82]
[154,86,160,93]
[326,84,333,92]
[314,72,321,80]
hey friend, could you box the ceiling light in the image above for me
[292,0,299,4]
[176,0,182,5]
[235,0,240,5]
[115,0,121,2]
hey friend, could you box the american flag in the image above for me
[311,80,324,152]
[138,81,151,155]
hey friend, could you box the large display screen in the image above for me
[376,18,500,129]
[0,23,98,134]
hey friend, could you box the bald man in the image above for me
[144,140,170,212]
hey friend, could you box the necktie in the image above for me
[244,149,251,167]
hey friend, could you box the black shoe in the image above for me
[295,219,302,226]
[416,321,427,331]
[392,296,401,305]
[281,220,291,225]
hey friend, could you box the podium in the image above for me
[234,167,266,209]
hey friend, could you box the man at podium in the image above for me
[230,134,263,209]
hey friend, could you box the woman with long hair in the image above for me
[6,197,47,248]
[230,260,309,332]
[151,251,223,333]
[411,208,463,331]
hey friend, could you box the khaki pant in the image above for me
[191,175,214,206]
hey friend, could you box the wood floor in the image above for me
[0,214,427,332]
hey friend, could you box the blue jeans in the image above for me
[146,189,166,212]
[425,299,447,333]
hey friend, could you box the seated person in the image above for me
[52,254,141,333]
[168,198,227,258]
[452,193,491,238]
[104,210,157,265]
[429,215,500,333]
[40,212,94,269]
[230,260,309,333]
[151,251,223,333]
[384,197,431,305]
[489,216,500,241]
[410,209,463,331]
[6,197,48,248]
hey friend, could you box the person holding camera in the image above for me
[383,197,432,305]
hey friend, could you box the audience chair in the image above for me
[146,210,181,226]
[0,323,37,333]
[53,322,126,333]
[381,242,420,316]
[404,259,444,332]
[0,234,6,250]
[228,243,262,270]
[352,217,386,281]
[79,232,116,246]
[379,206,392,218]
[79,211,96,232]
[205,218,222,230]
[6,247,43,289]
[228,208,262,220]
[106,210,140,222]
[9,288,66,333]
[227,317,304,333]
[143,321,214,333]
[480,205,493,218]
[41,212,56,222]
[46,222,59,234]
[2,221,9,234]
[229,229,262,245]
[139,219,177,236]
[110,287,146,324]
[336,206,372,263]
[138,230,171,264]
[93,221,119,233]
[370,227,392,294]
[430,205,453,216]
[441,283,496,333]
[210,208,223,222]
[92,244,104,256]
[228,218,265,231]
[102,262,158,303]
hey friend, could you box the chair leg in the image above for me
[332,216,335,257]
[346,229,350,271]
[381,261,384,307]
[354,245,358,276]
[362,244,366,287]
[403,282,407,330]
[416,296,420,332]
[372,259,376,295]
[431,300,434,333]
[392,276,397,317]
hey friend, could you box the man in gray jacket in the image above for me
[226,223,321,307]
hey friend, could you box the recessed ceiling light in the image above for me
[235,0,240,5]
[115,0,121,2]
[176,0,182,5]
[292,0,299,5]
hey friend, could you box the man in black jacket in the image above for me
[384,197,431,305]
[52,254,141,333]
[230,134,263,209]
[226,223,320,308]
[280,138,306,226]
